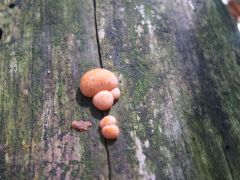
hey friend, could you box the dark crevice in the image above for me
[93,0,112,179]
[104,139,112,180]
[100,109,112,180]
[0,29,3,40]
[93,0,103,68]
[8,3,16,9]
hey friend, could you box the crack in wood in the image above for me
[93,0,103,68]
[8,3,16,9]
[0,29,2,40]
[104,139,112,180]
[99,110,112,180]
[93,0,112,179]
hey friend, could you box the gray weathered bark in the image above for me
[0,0,240,179]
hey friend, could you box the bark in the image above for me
[96,0,240,179]
[0,0,240,179]
[0,0,108,179]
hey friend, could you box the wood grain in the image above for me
[96,0,240,179]
[1,0,240,179]
[0,0,108,179]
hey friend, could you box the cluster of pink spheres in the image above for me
[80,68,121,139]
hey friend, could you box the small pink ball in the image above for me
[110,87,121,100]
[93,90,114,110]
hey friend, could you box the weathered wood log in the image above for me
[96,0,240,179]
[0,0,240,179]
[0,0,108,179]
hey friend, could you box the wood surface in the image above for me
[1,0,240,179]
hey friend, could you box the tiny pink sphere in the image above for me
[93,90,114,110]
[99,115,117,128]
[101,124,120,139]
[110,87,121,100]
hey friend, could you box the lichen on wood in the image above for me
[96,0,240,179]
[0,0,108,179]
[1,0,240,179]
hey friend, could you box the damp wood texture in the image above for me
[0,0,240,179]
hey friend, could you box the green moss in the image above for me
[179,1,240,179]
[70,169,79,178]
[133,75,153,104]
[1,0,106,179]
[144,3,153,17]
[69,160,80,165]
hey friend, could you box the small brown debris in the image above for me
[71,120,92,132]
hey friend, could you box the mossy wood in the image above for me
[0,0,108,179]
[1,0,240,180]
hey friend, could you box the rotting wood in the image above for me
[1,0,240,179]
[0,0,109,179]
[96,0,240,179]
